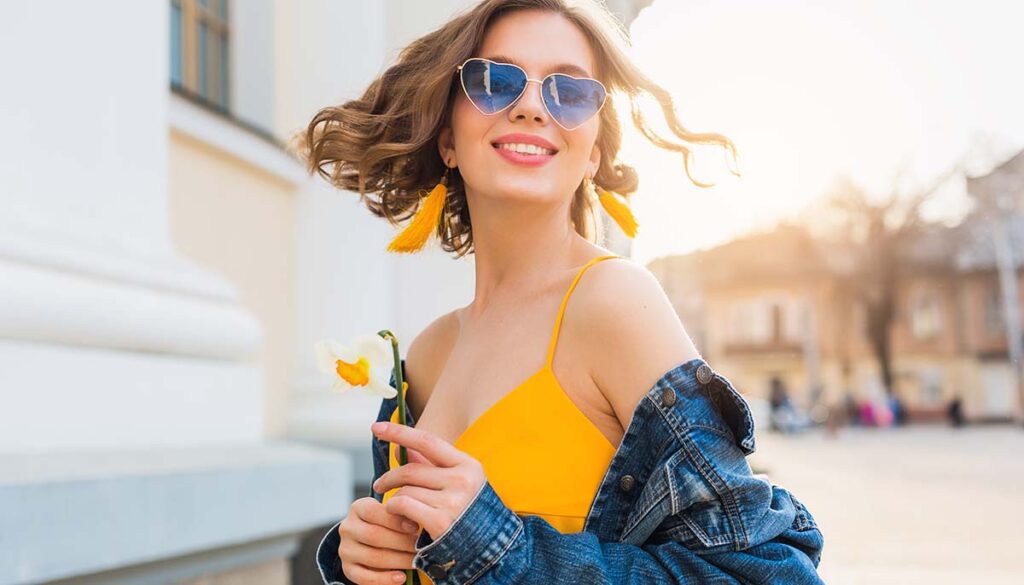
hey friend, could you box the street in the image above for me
[748,424,1024,584]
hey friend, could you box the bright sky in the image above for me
[619,0,1024,265]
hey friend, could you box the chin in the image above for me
[488,181,559,202]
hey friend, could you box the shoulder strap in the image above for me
[544,254,622,366]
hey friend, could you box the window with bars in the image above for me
[170,0,230,111]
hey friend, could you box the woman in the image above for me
[300,1,825,583]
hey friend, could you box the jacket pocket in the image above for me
[651,425,786,553]
[659,433,742,550]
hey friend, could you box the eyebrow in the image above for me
[480,54,595,79]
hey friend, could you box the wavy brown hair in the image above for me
[291,0,738,259]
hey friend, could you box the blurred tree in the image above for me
[821,165,961,396]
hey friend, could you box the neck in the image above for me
[462,186,593,318]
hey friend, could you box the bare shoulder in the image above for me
[570,257,701,427]
[403,308,461,419]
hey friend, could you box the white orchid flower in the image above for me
[314,333,398,398]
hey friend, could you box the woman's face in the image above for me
[442,10,602,206]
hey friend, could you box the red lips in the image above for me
[490,133,559,152]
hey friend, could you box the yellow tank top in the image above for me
[382,254,622,584]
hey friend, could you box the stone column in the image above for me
[0,3,348,583]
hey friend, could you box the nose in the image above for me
[507,79,550,125]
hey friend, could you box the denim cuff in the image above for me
[412,480,523,584]
[315,520,357,585]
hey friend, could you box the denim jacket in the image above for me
[316,357,825,584]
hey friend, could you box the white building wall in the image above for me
[0,1,651,582]
[0,1,348,583]
[281,1,477,467]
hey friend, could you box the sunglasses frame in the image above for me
[454,57,608,131]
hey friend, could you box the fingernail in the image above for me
[402,520,417,532]
[372,422,388,433]
[393,572,405,582]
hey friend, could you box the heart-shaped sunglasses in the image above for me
[455,57,608,131]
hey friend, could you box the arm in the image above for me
[411,476,823,584]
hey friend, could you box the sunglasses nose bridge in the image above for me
[510,77,551,116]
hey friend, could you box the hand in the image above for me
[337,496,421,585]
[371,421,487,541]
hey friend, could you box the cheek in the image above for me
[452,100,490,155]
[561,126,599,167]
[452,96,486,138]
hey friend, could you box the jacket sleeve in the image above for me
[315,389,400,585]
[410,477,824,585]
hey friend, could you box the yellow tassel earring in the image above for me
[594,180,639,238]
[386,165,451,254]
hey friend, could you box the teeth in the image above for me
[496,143,555,155]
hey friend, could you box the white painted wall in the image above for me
[282,1,477,451]
[0,0,265,451]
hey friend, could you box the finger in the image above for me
[374,461,451,493]
[356,498,422,535]
[353,514,420,553]
[393,485,449,510]
[385,491,449,539]
[405,447,431,465]
[345,538,416,571]
[343,561,411,585]
[372,422,462,467]
[393,442,431,466]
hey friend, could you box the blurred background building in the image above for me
[0,1,650,584]
[649,150,1024,424]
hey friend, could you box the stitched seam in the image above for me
[414,480,488,557]
[680,514,731,547]
[713,374,756,451]
[622,487,668,538]
[653,378,749,452]
[667,452,680,516]
[689,423,736,441]
[679,430,749,550]
[608,393,665,535]
[466,517,524,585]
[620,417,675,536]
[315,520,346,585]
[652,377,753,548]
[653,388,694,444]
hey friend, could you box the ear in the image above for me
[588,142,601,177]
[438,126,456,167]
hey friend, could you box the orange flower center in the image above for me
[335,356,371,386]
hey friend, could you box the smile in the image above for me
[491,142,558,167]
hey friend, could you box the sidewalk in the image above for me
[748,424,1024,585]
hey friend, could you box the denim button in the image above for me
[696,363,714,385]
[619,474,636,492]
[660,387,676,406]
[426,560,455,580]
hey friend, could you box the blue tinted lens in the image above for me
[460,59,527,114]
[542,74,606,129]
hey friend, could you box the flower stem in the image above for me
[378,329,415,585]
